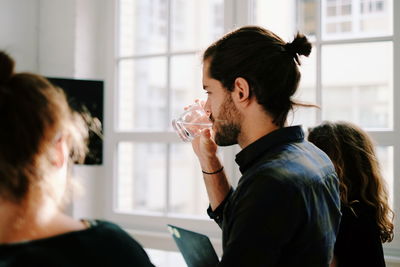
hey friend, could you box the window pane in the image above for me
[322,42,393,129]
[117,142,167,213]
[289,45,317,129]
[170,55,205,125]
[327,6,337,16]
[169,144,208,216]
[376,146,394,209]
[322,0,393,40]
[118,0,168,56]
[253,0,297,38]
[171,0,224,52]
[118,58,168,131]
[298,0,317,37]
[342,4,352,15]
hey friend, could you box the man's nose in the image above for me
[204,100,211,116]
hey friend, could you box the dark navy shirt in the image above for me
[208,126,341,267]
[0,220,154,267]
[335,202,385,267]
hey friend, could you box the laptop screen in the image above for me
[167,224,219,267]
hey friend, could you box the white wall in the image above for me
[37,0,108,79]
[70,0,109,220]
[0,0,39,72]
[38,0,76,77]
[75,0,107,79]
[0,0,108,220]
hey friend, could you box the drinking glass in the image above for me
[172,102,212,142]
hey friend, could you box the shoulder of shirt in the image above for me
[239,164,300,195]
[0,220,133,249]
[77,219,131,240]
[78,220,149,249]
[84,220,154,264]
[83,219,128,234]
[242,154,335,191]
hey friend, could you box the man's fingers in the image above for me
[203,128,211,138]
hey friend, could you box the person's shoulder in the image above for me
[261,140,334,172]
[247,157,308,186]
[82,220,155,266]
[85,220,136,241]
[336,203,385,266]
[286,141,337,180]
[341,202,378,225]
[77,220,143,252]
[89,219,124,231]
[303,140,336,170]
[242,159,298,191]
[0,220,154,267]
[245,147,337,195]
[241,165,302,200]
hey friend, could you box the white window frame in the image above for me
[102,0,251,253]
[288,0,400,259]
[103,0,400,259]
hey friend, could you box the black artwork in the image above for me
[47,77,104,165]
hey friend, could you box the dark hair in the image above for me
[308,121,394,243]
[0,51,88,203]
[203,26,312,127]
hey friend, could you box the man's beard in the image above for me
[211,95,241,146]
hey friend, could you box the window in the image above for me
[110,0,399,258]
[252,0,399,258]
[110,0,226,239]
[320,0,392,38]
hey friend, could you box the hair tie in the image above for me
[284,42,297,57]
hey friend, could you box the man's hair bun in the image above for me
[289,33,312,56]
[0,52,15,83]
[284,33,312,65]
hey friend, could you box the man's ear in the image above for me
[52,136,66,168]
[232,77,251,105]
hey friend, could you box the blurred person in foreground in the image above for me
[190,26,341,266]
[0,51,154,267]
[308,121,394,267]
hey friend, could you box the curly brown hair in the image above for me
[308,121,394,243]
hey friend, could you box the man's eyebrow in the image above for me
[203,85,208,90]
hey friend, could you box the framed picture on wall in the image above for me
[47,77,104,165]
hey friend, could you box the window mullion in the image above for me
[165,0,173,216]
[224,0,251,31]
[234,0,252,28]
[223,0,234,32]
[106,0,120,220]
[316,0,323,124]
[391,0,400,252]
[393,0,400,132]
[353,0,360,35]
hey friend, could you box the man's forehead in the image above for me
[202,63,211,82]
[202,59,211,72]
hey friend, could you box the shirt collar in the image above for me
[235,125,305,174]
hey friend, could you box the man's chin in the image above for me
[214,134,238,147]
